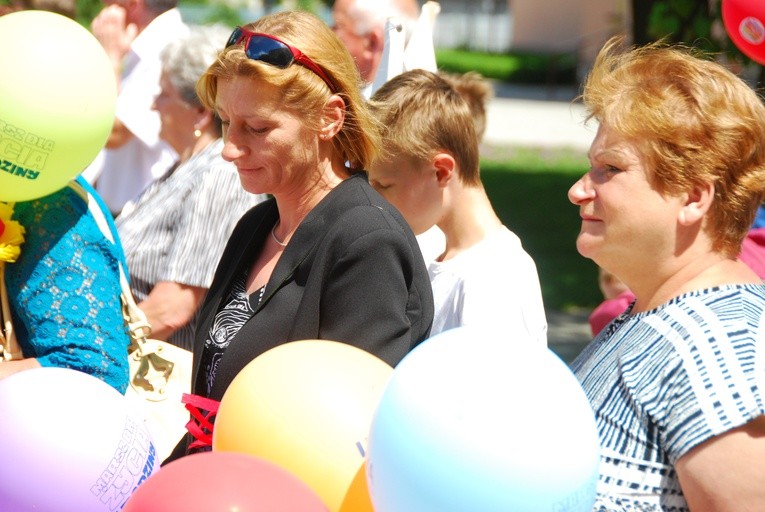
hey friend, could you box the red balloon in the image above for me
[122,452,328,512]
[722,0,765,65]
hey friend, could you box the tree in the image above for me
[632,0,764,86]
[633,0,714,50]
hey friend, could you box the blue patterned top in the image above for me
[571,284,765,511]
[6,177,130,392]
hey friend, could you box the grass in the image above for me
[436,48,578,85]
[478,146,602,312]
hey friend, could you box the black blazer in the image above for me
[199,172,431,386]
[164,174,433,460]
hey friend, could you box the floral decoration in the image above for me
[0,202,25,263]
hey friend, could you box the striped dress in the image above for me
[571,284,765,511]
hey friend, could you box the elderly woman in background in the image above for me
[167,9,433,460]
[116,24,265,351]
[569,38,765,510]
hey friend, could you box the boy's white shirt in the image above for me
[416,225,446,263]
[427,226,548,346]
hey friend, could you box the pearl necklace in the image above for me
[271,224,288,247]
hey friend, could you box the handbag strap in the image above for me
[70,180,152,346]
[77,181,183,399]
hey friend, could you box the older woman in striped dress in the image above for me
[568,38,765,511]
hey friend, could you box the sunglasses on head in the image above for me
[226,27,336,93]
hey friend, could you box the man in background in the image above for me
[332,0,420,98]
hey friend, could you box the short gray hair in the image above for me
[160,23,231,107]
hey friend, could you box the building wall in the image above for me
[578,0,629,70]
[430,0,626,59]
[509,0,627,74]
[510,0,581,53]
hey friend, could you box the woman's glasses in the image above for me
[226,27,336,92]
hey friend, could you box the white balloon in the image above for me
[367,326,600,512]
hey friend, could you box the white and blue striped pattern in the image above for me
[572,284,765,511]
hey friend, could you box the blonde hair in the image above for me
[439,70,493,141]
[197,10,381,171]
[369,69,480,185]
[583,37,765,256]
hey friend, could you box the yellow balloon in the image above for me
[0,10,117,202]
[213,340,392,512]
[338,463,374,512]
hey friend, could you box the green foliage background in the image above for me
[637,0,763,83]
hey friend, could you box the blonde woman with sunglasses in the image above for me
[165,10,434,462]
[115,24,265,352]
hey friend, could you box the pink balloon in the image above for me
[722,0,765,65]
[123,451,329,511]
[0,367,157,511]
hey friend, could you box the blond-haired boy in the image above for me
[369,69,547,343]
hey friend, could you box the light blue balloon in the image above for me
[366,326,600,512]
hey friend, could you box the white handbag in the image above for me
[120,272,193,463]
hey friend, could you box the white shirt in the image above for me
[83,9,188,215]
[416,225,446,262]
[428,226,548,345]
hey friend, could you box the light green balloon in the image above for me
[0,10,117,202]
